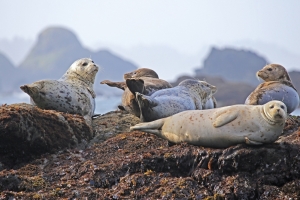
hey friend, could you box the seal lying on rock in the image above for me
[101,68,172,117]
[245,64,299,113]
[135,79,217,122]
[130,100,287,148]
[20,58,99,125]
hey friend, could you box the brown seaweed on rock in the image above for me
[0,104,300,199]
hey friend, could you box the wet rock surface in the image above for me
[0,103,92,168]
[0,104,300,199]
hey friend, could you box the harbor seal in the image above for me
[130,100,287,148]
[20,58,99,125]
[136,79,217,122]
[101,68,172,117]
[245,64,299,113]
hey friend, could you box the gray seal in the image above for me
[20,58,99,125]
[245,64,299,113]
[101,68,172,117]
[130,100,287,148]
[136,79,217,122]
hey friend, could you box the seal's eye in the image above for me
[92,61,94,63]
[82,62,88,66]
[270,105,274,109]
[280,105,285,109]
[267,68,272,71]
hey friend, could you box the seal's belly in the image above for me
[254,85,299,113]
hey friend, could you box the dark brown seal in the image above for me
[101,68,172,116]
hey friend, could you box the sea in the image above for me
[0,93,121,115]
[1,93,300,116]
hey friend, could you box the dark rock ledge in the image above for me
[0,103,300,199]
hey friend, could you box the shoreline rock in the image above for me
[0,103,299,199]
[0,103,92,168]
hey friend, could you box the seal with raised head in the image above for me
[20,58,99,125]
[135,79,217,122]
[101,68,172,117]
[245,64,299,113]
[130,100,287,148]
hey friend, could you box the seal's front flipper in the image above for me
[245,137,263,145]
[100,80,126,91]
[126,78,145,95]
[213,109,239,128]
[87,87,96,98]
[212,96,217,108]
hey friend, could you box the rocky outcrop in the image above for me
[0,103,92,168]
[17,27,138,96]
[195,47,268,86]
[0,104,300,199]
[0,27,139,96]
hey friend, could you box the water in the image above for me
[1,93,300,116]
[0,93,121,115]
[291,108,300,116]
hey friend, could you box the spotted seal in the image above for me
[135,79,217,122]
[101,68,172,117]
[20,58,99,125]
[245,64,299,113]
[131,100,287,148]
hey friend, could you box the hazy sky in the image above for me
[1,1,300,79]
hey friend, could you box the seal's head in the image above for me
[257,64,291,82]
[124,68,159,79]
[179,79,217,99]
[62,58,99,86]
[262,100,287,125]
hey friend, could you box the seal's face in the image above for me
[199,81,217,95]
[68,58,99,83]
[257,64,290,82]
[124,68,159,79]
[263,100,287,124]
[179,79,217,100]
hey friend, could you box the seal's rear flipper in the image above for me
[126,78,145,94]
[130,118,165,136]
[136,92,158,122]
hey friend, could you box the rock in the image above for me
[195,47,268,86]
[90,110,140,145]
[0,105,300,199]
[0,103,92,168]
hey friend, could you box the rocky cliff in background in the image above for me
[195,47,268,86]
[1,27,300,104]
[0,103,300,199]
[0,27,138,96]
